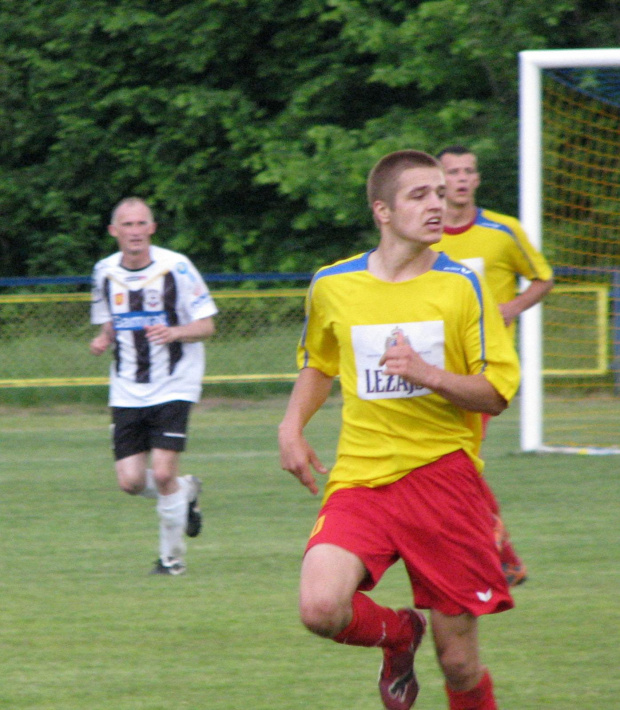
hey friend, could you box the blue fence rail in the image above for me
[0,273,314,288]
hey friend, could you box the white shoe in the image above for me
[149,557,186,575]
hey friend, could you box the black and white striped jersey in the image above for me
[91,245,218,407]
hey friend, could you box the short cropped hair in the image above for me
[436,145,474,160]
[110,197,154,225]
[367,150,441,209]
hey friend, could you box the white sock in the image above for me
[177,474,190,499]
[139,469,158,499]
[156,486,188,562]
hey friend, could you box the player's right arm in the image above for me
[499,276,554,327]
[90,262,114,355]
[90,321,114,355]
[278,366,333,496]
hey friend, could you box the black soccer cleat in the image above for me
[185,475,203,538]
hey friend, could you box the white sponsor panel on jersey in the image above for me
[351,321,445,400]
[460,256,484,277]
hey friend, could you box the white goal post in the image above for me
[518,48,620,453]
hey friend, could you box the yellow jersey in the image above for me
[432,208,553,337]
[298,250,521,501]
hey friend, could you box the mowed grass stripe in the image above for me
[0,396,617,709]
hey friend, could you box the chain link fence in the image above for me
[0,288,307,388]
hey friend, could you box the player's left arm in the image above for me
[501,217,554,326]
[381,275,520,415]
[380,332,508,415]
[499,276,554,327]
[146,257,218,344]
[145,316,215,345]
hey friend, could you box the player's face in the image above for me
[108,203,157,259]
[439,152,480,207]
[379,166,446,245]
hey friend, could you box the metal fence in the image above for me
[0,277,310,388]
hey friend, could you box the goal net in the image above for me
[519,49,620,454]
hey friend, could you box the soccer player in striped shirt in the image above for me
[90,197,218,576]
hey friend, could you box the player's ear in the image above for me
[373,200,390,224]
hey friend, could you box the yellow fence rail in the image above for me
[1,283,613,388]
[542,284,610,377]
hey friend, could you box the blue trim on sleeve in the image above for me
[474,207,515,238]
[432,252,487,366]
[299,252,372,366]
[476,207,551,280]
[312,251,371,282]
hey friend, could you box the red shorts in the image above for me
[305,450,513,617]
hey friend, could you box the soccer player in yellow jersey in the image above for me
[279,150,521,710]
[433,145,554,588]
[434,145,553,339]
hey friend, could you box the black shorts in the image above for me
[112,400,192,461]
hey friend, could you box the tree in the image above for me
[0,0,616,278]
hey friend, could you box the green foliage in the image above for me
[0,0,617,277]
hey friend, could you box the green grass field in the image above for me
[1,394,617,709]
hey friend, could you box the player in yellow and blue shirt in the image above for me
[433,146,554,588]
[299,249,518,502]
[279,150,521,710]
[433,146,553,339]
[433,208,553,337]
